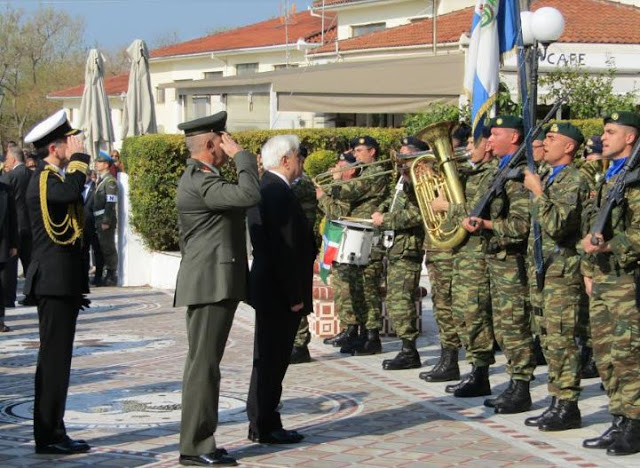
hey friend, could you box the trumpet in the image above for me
[312,159,394,188]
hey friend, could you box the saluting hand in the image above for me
[67,136,86,156]
[220,132,243,159]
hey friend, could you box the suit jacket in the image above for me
[173,151,260,307]
[5,164,32,236]
[0,180,18,264]
[24,159,88,297]
[248,171,316,314]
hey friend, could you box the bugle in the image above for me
[313,159,394,188]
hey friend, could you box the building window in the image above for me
[156,88,165,104]
[204,71,223,80]
[352,22,385,37]
[182,95,211,121]
[274,63,299,70]
[236,62,259,76]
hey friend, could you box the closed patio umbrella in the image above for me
[121,39,157,138]
[77,48,114,159]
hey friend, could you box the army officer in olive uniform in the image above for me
[93,151,119,286]
[174,112,260,467]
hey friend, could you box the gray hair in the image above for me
[7,146,24,162]
[261,135,299,170]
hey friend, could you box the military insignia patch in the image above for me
[587,139,593,146]
[612,112,619,121]
[402,138,408,145]
[496,118,503,125]
[550,124,559,132]
[359,138,365,144]
[106,194,118,202]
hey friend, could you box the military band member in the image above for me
[23,110,91,455]
[463,115,535,414]
[93,151,119,286]
[523,122,589,431]
[581,111,640,456]
[174,112,260,466]
[318,153,360,348]
[440,127,497,397]
[373,137,426,370]
[317,136,388,355]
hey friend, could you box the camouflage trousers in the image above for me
[577,290,592,347]
[333,260,383,331]
[385,257,422,341]
[426,256,461,350]
[591,270,640,419]
[294,315,311,348]
[487,254,535,381]
[451,253,494,367]
[539,270,582,401]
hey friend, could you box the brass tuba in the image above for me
[410,121,468,250]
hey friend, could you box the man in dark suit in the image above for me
[2,145,34,307]
[247,135,316,444]
[23,110,91,455]
[174,112,260,467]
[0,177,18,332]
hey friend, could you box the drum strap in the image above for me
[389,178,404,213]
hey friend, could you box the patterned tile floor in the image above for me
[0,284,638,467]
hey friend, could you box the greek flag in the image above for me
[464,0,519,140]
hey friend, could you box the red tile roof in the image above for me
[311,0,640,54]
[48,73,130,99]
[151,10,336,59]
[312,0,364,6]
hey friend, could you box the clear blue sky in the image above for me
[5,0,313,51]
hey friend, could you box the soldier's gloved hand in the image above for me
[70,152,91,166]
[79,295,91,310]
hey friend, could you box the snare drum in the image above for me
[330,220,376,266]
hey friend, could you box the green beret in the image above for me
[489,115,524,132]
[603,111,640,130]
[534,128,547,142]
[547,122,584,146]
[400,136,429,151]
[350,135,379,149]
[178,111,227,137]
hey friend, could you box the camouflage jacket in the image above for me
[529,165,590,278]
[292,173,318,229]
[378,178,425,259]
[318,193,350,221]
[330,163,389,220]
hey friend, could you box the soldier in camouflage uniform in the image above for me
[438,127,497,396]
[316,154,358,347]
[463,116,534,415]
[93,151,119,286]
[581,111,640,455]
[317,136,389,355]
[522,122,590,431]
[371,137,426,370]
[290,165,318,365]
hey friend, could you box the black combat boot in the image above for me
[324,326,354,347]
[494,380,532,414]
[533,335,547,366]
[484,379,515,408]
[538,399,581,431]
[419,347,445,380]
[580,345,599,379]
[340,325,366,354]
[354,329,382,356]
[607,418,640,456]
[445,374,471,393]
[524,397,556,427]
[583,415,625,449]
[453,365,491,397]
[382,339,421,370]
[92,267,104,287]
[422,347,459,382]
[104,270,118,287]
[289,345,311,364]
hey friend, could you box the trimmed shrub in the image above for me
[304,149,338,178]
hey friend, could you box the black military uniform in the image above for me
[0,179,18,332]
[23,110,91,455]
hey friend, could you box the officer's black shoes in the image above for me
[538,399,581,431]
[421,347,459,382]
[583,415,625,449]
[339,325,365,354]
[19,296,38,306]
[179,448,237,466]
[382,339,420,370]
[580,346,599,379]
[354,329,382,356]
[524,397,556,427]
[607,418,640,456]
[453,365,491,397]
[248,428,304,444]
[323,328,349,346]
[104,270,118,287]
[484,379,515,408]
[290,346,311,364]
[494,380,532,414]
[35,437,91,454]
[533,335,547,366]
[92,270,104,287]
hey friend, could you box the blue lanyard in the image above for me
[605,158,627,182]
[498,154,513,170]
[545,164,568,187]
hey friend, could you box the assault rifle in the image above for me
[590,137,640,245]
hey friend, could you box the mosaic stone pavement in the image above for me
[0,285,638,467]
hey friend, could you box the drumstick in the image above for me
[339,216,374,224]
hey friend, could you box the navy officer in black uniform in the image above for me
[23,110,92,455]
